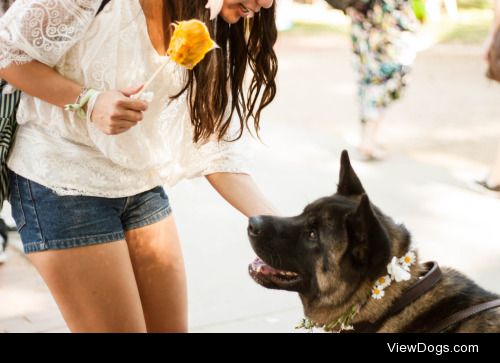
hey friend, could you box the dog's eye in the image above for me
[308,230,318,241]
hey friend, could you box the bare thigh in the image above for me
[28,240,146,333]
[125,214,188,332]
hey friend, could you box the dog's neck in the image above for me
[301,255,438,332]
[353,261,442,332]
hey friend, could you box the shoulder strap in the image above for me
[429,299,500,333]
[96,0,111,16]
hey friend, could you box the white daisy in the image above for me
[387,256,411,282]
[375,275,392,290]
[399,251,416,269]
[371,287,385,300]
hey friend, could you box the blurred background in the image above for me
[1,0,499,333]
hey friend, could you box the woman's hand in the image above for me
[90,86,149,135]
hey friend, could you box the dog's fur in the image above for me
[247,151,500,332]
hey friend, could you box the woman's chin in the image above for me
[220,9,244,24]
[220,14,241,24]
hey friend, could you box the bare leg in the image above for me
[359,115,387,160]
[28,240,147,333]
[125,214,188,333]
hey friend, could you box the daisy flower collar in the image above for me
[371,251,416,300]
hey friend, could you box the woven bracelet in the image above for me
[64,89,99,118]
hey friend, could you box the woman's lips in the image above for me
[238,4,254,18]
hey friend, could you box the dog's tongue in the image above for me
[251,257,279,275]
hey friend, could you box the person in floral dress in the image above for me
[347,0,418,160]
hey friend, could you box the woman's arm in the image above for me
[0,61,148,135]
[205,173,278,217]
[0,61,82,108]
[0,0,147,135]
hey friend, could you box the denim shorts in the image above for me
[8,169,172,254]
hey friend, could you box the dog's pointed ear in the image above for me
[346,194,376,245]
[345,194,390,267]
[337,150,365,196]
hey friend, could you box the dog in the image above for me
[247,151,500,332]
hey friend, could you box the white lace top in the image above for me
[0,0,252,197]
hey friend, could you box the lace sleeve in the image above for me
[0,0,101,69]
[192,119,255,177]
[196,136,253,176]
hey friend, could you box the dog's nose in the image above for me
[248,216,264,237]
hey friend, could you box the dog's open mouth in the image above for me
[248,257,302,290]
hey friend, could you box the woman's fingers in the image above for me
[113,109,144,123]
[117,98,148,112]
[114,119,140,128]
[104,120,139,135]
[90,88,150,135]
[120,85,144,97]
[119,85,149,111]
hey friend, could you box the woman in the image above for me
[0,0,276,332]
[346,0,417,160]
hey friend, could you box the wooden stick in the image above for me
[134,58,169,99]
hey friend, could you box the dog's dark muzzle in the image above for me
[247,216,264,237]
[247,216,303,291]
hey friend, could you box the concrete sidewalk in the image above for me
[1,33,499,333]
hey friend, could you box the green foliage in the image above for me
[412,0,427,23]
[440,20,491,43]
[284,21,350,35]
[295,305,360,333]
[457,0,493,10]
[437,9,493,44]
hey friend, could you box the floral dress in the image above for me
[348,0,418,124]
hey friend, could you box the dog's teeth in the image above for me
[255,265,262,273]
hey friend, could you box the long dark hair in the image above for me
[0,0,15,14]
[165,0,278,143]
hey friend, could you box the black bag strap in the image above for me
[96,0,111,16]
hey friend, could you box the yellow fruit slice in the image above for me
[167,20,218,70]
